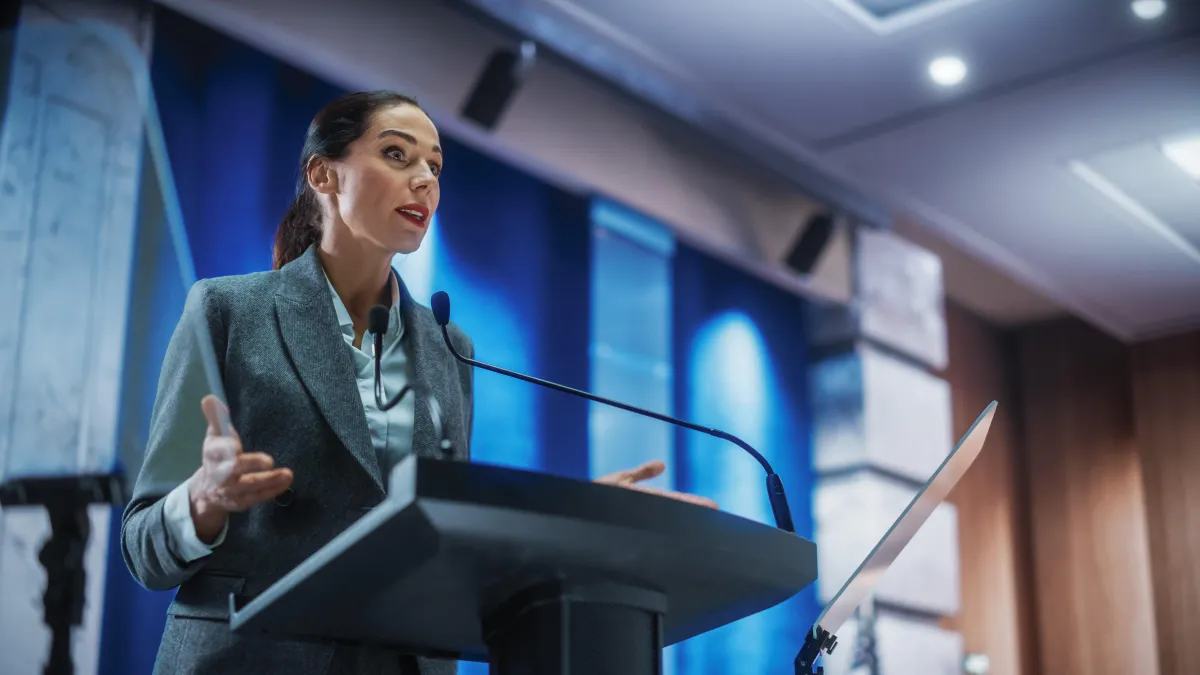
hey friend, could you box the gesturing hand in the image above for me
[593,460,718,509]
[187,395,293,543]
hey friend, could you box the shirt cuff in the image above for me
[163,480,227,562]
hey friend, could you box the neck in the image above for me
[317,238,396,327]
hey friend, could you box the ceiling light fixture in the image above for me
[1162,136,1200,180]
[1131,0,1167,21]
[928,56,967,87]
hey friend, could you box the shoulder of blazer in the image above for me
[196,269,285,315]
[402,295,474,358]
[184,271,287,364]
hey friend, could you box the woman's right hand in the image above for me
[188,395,294,544]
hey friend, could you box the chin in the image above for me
[388,232,426,256]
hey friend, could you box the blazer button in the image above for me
[274,488,295,507]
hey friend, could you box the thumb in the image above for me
[201,395,236,440]
[624,460,666,484]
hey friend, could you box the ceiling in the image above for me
[457,0,1200,339]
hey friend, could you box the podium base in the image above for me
[483,580,665,675]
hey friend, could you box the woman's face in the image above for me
[315,103,442,255]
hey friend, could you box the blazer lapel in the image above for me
[275,248,384,492]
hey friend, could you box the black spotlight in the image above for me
[785,212,837,275]
[461,40,537,130]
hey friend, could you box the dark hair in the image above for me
[272,90,422,270]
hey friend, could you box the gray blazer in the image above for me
[121,246,473,675]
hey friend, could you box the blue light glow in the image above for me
[686,312,772,523]
[395,214,539,471]
[588,204,675,488]
[676,310,813,675]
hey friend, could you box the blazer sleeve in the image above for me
[121,279,227,591]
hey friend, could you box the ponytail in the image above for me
[272,187,321,270]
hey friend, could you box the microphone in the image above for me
[368,304,454,459]
[368,305,412,412]
[428,291,795,533]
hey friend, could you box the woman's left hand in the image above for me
[594,460,718,509]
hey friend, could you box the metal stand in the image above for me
[794,624,838,675]
[0,474,127,675]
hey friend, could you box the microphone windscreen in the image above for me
[431,291,451,326]
[368,305,390,336]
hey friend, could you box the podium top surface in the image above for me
[230,456,817,661]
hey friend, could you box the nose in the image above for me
[410,166,436,191]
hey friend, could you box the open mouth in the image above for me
[396,204,429,228]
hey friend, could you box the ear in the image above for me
[306,157,339,195]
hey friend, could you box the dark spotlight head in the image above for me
[785,212,837,276]
[460,40,537,130]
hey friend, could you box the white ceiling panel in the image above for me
[825,36,1200,337]
[455,0,1200,337]
[520,0,1197,143]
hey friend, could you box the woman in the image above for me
[121,91,714,675]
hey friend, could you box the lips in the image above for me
[395,203,430,228]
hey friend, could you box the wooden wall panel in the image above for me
[1015,319,1159,675]
[943,302,1039,675]
[1131,332,1200,675]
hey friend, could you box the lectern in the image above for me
[229,455,817,675]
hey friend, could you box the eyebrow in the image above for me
[378,129,441,155]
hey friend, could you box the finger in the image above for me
[592,471,623,485]
[214,468,291,500]
[623,460,666,484]
[212,469,293,509]
[201,395,222,435]
[228,471,294,510]
[229,452,275,476]
[233,467,292,492]
[201,395,238,440]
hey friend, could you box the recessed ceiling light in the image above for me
[1162,136,1200,180]
[928,56,967,87]
[1131,0,1167,20]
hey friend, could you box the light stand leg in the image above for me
[39,504,90,675]
[0,475,126,675]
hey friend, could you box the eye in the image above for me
[429,162,442,177]
[383,146,406,161]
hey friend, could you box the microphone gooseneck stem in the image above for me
[373,333,412,412]
[436,325,795,533]
[372,330,453,458]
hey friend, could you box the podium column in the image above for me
[0,3,153,674]
[807,228,964,675]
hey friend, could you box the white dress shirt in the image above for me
[162,269,415,562]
